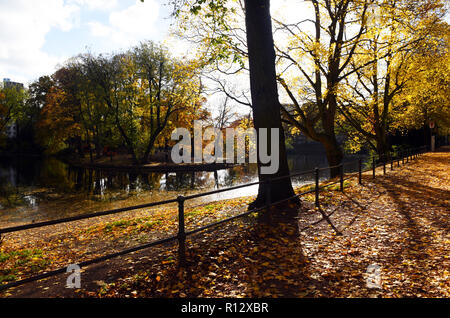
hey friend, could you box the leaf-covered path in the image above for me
[2,147,449,298]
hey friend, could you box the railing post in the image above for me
[406,150,409,163]
[340,164,344,192]
[372,157,376,179]
[358,158,362,185]
[390,156,393,171]
[383,156,386,175]
[315,168,320,207]
[177,195,186,267]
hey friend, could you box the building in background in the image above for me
[2,78,24,90]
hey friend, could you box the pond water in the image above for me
[0,152,365,226]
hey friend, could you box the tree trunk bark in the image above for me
[321,96,343,179]
[375,135,389,160]
[323,138,343,179]
[244,0,298,212]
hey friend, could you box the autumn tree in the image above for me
[74,42,205,164]
[34,67,86,154]
[394,22,450,145]
[336,0,448,156]
[274,0,372,177]
[33,40,206,162]
[0,86,26,140]
[27,76,53,127]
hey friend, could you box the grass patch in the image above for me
[137,221,161,231]
[104,220,135,233]
[185,203,225,218]
[0,249,49,285]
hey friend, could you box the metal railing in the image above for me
[0,145,428,292]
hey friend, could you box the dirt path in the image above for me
[1,147,449,298]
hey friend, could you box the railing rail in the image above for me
[0,145,429,292]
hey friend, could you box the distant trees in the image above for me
[336,0,448,156]
[0,87,21,135]
[394,23,450,136]
[34,67,84,155]
[32,41,206,163]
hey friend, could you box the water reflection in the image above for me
[0,152,366,224]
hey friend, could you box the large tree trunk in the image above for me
[321,95,343,178]
[323,137,343,179]
[375,132,389,160]
[244,0,298,212]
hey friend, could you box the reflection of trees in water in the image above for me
[224,164,258,185]
[0,156,73,190]
[164,172,205,191]
[37,158,76,191]
[161,169,253,192]
[69,169,163,194]
[3,156,263,197]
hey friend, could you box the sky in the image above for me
[2,0,446,92]
[0,0,175,85]
[0,0,312,87]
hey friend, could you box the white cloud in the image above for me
[87,0,161,47]
[0,0,164,84]
[0,0,80,84]
[69,0,119,11]
[87,21,112,37]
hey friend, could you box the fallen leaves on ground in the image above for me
[84,149,450,298]
[1,149,449,298]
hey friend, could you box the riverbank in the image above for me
[69,154,238,173]
[1,147,449,297]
